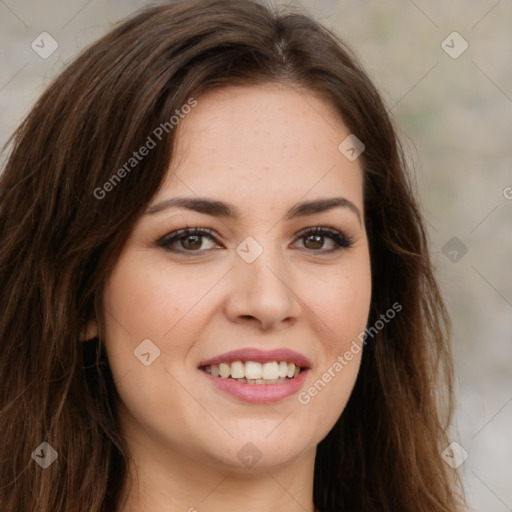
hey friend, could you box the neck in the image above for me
[116,437,317,512]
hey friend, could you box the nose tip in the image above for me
[224,246,301,330]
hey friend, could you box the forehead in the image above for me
[156,84,364,211]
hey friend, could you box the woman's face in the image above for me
[97,84,372,471]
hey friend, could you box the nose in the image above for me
[223,245,301,331]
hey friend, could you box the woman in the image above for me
[0,0,467,510]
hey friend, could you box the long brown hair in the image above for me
[0,1,466,510]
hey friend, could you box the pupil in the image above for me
[184,235,201,249]
[306,235,322,249]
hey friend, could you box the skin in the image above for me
[85,84,372,512]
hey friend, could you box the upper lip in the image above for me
[198,347,312,369]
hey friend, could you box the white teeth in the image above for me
[230,360,245,379]
[202,360,303,382]
[219,363,230,379]
[245,361,262,380]
[262,361,279,380]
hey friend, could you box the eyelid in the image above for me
[157,226,222,249]
[156,224,355,254]
[294,226,355,251]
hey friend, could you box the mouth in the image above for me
[197,348,311,402]
[199,360,305,385]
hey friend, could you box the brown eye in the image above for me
[181,234,203,250]
[158,227,220,253]
[294,227,354,253]
[303,234,324,250]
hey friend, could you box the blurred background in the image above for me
[1,0,511,510]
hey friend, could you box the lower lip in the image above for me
[200,369,310,403]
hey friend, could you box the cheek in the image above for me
[101,253,213,342]
[99,253,228,391]
[307,260,372,350]
[297,259,371,422]
[98,254,213,427]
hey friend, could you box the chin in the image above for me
[200,430,315,472]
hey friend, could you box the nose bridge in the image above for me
[226,233,300,328]
[238,234,290,295]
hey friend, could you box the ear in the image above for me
[79,319,98,341]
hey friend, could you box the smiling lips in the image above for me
[198,347,311,402]
[203,360,301,384]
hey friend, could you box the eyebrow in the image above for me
[145,196,362,225]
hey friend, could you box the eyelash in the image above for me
[157,225,354,255]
